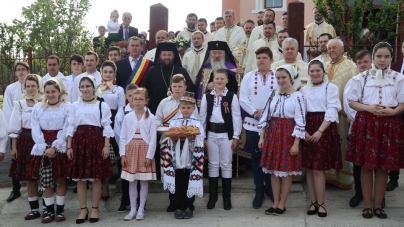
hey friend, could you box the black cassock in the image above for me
[140,65,196,114]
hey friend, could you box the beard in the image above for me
[161,59,174,69]
[187,23,196,30]
[210,58,227,71]
[257,19,264,26]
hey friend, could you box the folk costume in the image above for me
[66,75,113,181]
[300,60,342,171]
[239,67,277,202]
[200,88,242,210]
[42,72,72,100]
[161,92,205,213]
[326,56,358,189]
[119,107,157,219]
[345,67,404,170]
[140,42,196,114]
[27,77,70,222]
[8,74,43,220]
[70,71,102,103]
[194,41,238,107]
[9,75,44,181]
[259,65,305,177]
[3,78,24,130]
[0,110,6,153]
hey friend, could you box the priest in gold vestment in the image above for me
[326,39,358,190]
[182,31,207,81]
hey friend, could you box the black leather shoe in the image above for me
[252,194,264,209]
[386,179,398,191]
[6,191,21,202]
[349,193,363,208]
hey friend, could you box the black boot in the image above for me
[222,178,232,210]
[207,177,219,209]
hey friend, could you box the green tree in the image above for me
[314,0,404,58]
[0,0,93,78]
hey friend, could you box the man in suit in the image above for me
[118,12,138,41]
[115,36,153,89]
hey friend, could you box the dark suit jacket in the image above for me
[391,59,403,73]
[118,25,138,41]
[115,56,153,89]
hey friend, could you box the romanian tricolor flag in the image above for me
[125,56,151,87]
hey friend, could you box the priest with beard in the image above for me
[140,42,195,115]
[194,41,242,107]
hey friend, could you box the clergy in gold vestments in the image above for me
[182,31,207,81]
[304,8,336,61]
[244,21,279,73]
[325,39,358,190]
[271,38,309,86]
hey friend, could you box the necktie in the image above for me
[131,58,137,70]
[124,26,129,40]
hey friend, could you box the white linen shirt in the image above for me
[239,70,277,133]
[66,101,114,138]
[300,82,341,122]
[119,111,157,158]
[155,96,200,126]
[199,89,242,139]
[9,99,34,138]
[3,81,23,130]
[101,85,125,110]
[31,102,70,156]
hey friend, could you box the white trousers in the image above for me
[207,134,233,178]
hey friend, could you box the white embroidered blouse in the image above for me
[300,82,341,122]
[8,99,34,138]
[66,101,114,138]
[101,85,125,110]
[259,91,306,139]
[31,102,71,156]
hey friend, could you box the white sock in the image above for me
[43,196,54,206]
[55,195,65,205]
[28,196,38,202]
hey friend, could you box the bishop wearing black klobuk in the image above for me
[194,41,238,107]
[140,42,195,115]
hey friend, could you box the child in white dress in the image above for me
[107,9,121,43]
[119,88,157,221]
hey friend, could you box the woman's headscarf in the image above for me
[21,74,44,103]
[42,77,69,107]
[79,75,102,102]
[306,59,328,89]
[371,42,393,84]
[275,64,301,94]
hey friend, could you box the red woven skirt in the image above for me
[260,117,302,177]
[301,112,342,170]
[67,125,113,180]
[9,128,34,181]
[27,129,68,179]
[346,111,404,170]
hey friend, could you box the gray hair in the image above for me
[326,38,344,49]
[223,9,235,17]
[282,38,298,50]
[122,12,132,18]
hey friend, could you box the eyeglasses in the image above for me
[16,68,27,72]
[133,98,145,101]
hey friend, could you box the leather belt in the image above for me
[208,122,227,133]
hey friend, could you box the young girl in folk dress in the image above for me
[9,74,44,220]
[258,65,305,216]
[300,60,342,218]
[119,88,157,221]
[345,42,404,219]
[28,78,70,223]
[99,60,125,201]
[66,75,113,224]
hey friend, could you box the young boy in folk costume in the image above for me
[155,74,199,212]
[199,69,242,210]
[161,92,204,219]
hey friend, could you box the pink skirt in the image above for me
[121,138,156,181]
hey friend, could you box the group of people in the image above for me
[0,7,403,224]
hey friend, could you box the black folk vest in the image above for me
[205,91,234,140]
